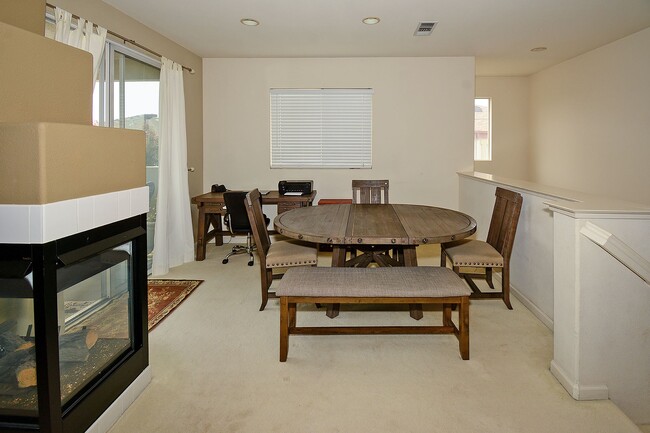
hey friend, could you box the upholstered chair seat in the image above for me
[266,240,318,268]
[441,240,504,267]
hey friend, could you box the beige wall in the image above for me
[0,0,45,34]
[203,57,475,211]
[51,0,204,202]
[529,27,650,206]
[0,21,92,125]
[474,76,530,180]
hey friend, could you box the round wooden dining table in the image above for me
[275,203,477,265]
[274,203,477,319]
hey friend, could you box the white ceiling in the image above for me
[102,0,650,76]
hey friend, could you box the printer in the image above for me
[278,180,313,195]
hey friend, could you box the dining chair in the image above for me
[440,187,523,309]
[352,179,389,204]
[350,179,400,265]
[244,189,318,311]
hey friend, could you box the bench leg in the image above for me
[327,304,340,319]
[459,297,470,360]
[280,297,289,362]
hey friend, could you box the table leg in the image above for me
[327,246,347,318]
[196,206,208,261]
[402,246,423,321]
[331,246,347,267]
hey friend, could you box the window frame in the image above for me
[94,41,162,127]
[270,88,373,169]
[474,97,492,161]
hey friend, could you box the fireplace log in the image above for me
[0,319,17,334]
[59,329,98,362]
[0,331,33,357]
[0,346,35,379]
[60,329,98,350]
[16,359,36,388]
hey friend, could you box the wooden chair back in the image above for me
[244,189,271,266]
[486,187,523,263]
[352,179,390,204]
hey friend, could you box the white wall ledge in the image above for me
[459,171,650,219]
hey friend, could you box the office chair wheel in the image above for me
[248,260,254,266]
[222,258,229,264]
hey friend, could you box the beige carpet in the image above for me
[109,244,643,433]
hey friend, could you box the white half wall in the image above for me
[203,57,475,216]
[460,171,650,424]
[529,27,650,206]
[458,173,555,327]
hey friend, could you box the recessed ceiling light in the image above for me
[362,17,380,25]
[530,46,547,52]
[240,18,259,26]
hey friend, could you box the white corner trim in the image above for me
[550,360,609,401]
[580,221,650,285]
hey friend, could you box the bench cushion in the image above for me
[276,266,470,298]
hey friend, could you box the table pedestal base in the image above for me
[326,246,423,320]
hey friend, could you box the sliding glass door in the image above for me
[95,44,161,272]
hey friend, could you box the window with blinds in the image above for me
[270,88,373,168]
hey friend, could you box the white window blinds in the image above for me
[270,88,373,168]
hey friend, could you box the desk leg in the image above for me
[196,206,208,261]
[326,246,347,318]
[403,246,423,321]
[209,214,223,246]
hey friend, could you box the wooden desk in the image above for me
[274,203,476,318]
[191,190,316,261]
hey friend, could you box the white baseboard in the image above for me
[493,274,554,331]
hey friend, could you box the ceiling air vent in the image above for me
[414,21,437,36]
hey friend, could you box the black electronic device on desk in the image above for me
[278,180,313,196]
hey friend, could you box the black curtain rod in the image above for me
[45,2,195,74]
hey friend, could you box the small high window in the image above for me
[474,98,491,161]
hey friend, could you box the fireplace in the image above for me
[0,214,148,433]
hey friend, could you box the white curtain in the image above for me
[152,57,195,276]
[51,7,107,83]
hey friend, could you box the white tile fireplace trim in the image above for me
[0,186,149,244]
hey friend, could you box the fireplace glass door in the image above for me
[0,237,137,417]
[57,241,134,407]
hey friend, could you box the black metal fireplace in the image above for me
[0,215,148,433]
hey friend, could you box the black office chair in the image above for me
[222,191,269,266]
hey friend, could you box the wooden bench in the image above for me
[276,266,471,361]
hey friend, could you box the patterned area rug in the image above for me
[148,279,203,330]
[67,279,203,336]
